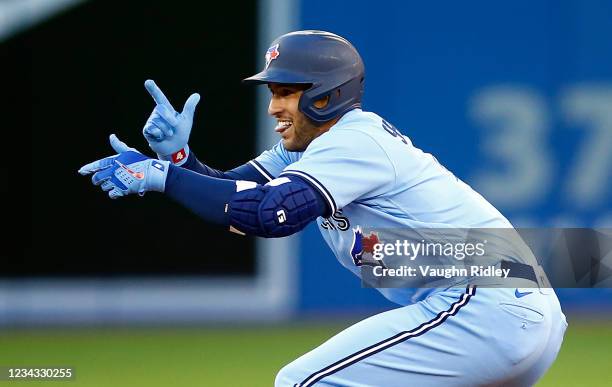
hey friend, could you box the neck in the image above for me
[316,116,340,136]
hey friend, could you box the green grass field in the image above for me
[0,320,610,386]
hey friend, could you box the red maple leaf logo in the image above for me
[361,233,380,253]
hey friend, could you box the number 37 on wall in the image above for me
[468,84,612,214]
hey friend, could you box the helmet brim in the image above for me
[242,67,315,85]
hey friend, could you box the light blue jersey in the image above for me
[255,109,566,386]
[256,109,536,305]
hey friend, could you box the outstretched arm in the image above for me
[177,151,273,185]
[79,135,329,238]
[165,165,328,237]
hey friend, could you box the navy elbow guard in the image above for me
[228,177,328,237]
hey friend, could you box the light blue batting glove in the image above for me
[142,79,200,166]
[78,134,170,199]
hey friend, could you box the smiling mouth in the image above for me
[275,120,292,134]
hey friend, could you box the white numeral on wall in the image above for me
[469,86,552,209]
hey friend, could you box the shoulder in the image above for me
[297,110,398,180]
[332,109,385,137]
[307,110,381,145]
[304,109,399,157]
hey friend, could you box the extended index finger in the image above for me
[144,79,175,110]
[78,156,115,175]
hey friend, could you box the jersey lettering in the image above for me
[321,210,350,231]
[382,119,408,144]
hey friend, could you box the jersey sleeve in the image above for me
[251,140,303,182]
[279,130,396,213]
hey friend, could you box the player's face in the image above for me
[267,83,327,151]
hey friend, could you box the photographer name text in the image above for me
[373,265,510,279]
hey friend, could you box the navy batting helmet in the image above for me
[243,30,365,123]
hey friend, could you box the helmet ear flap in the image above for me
[312,89,342,110]
[299,76,363,123]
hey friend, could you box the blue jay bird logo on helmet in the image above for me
[265,44,280,70]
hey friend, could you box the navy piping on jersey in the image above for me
[281,170,337,215]
[248,160,273,182]
[295,285,476,387]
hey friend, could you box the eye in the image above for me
[279,88,294,97]
[269,86,300,97]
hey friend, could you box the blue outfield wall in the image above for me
[295,0,612,313]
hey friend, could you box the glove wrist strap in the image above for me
[146,160,171,193]
[158,144,190,166]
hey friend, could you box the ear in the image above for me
[313,95,330,109]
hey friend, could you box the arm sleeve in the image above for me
[164,165,235,224]
[179,150,273,185]
[163,165,327,237]
[279,130,396,213]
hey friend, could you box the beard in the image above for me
[282,115,322,152]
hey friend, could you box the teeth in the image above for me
[275,120,292,130]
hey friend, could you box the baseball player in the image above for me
[79,30,567,386]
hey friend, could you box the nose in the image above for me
[268,95,283,117]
